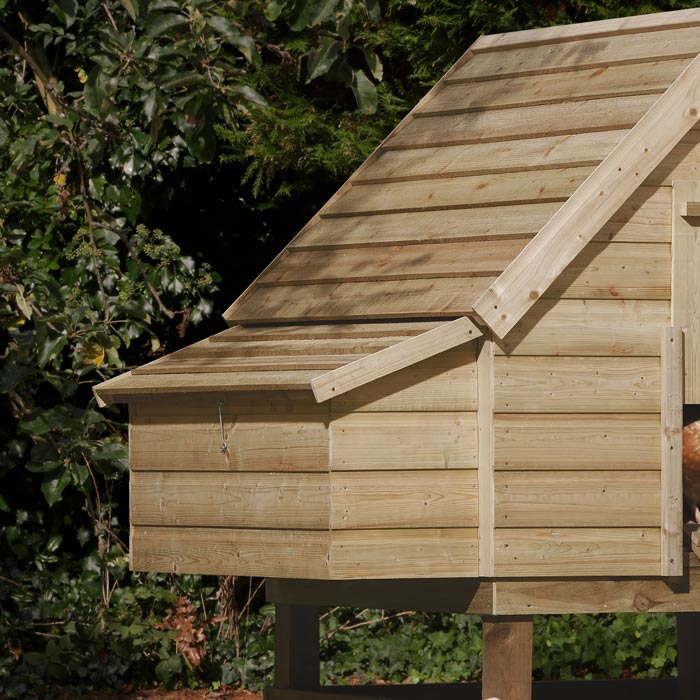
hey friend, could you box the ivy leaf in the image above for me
[231,84,268,108]
[362,47,383,81]
[363,0,380,21]
[41,472,71,507]
[264,0,287,21]
[307,0,338,26]
[306,38,341,82]
[145,12,188,38]
[350,69,377,114]
[120,0,139,21]
[206,16,260,65]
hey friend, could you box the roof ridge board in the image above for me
[472,8,700,53]
[222,44,480,324]
[472,49,700,339]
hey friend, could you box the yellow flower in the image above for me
[75,67,88,84]
[53,172,66,187]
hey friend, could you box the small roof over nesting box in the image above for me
[96,8,700,588]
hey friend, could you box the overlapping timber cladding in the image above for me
[96,7,700,699]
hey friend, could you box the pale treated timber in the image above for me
[331,345,477,412]
[330,528,479,579]
[424,61,685,115]
[672,181,700,402]
[355,131,622,184]
[472,53,700,339]
[498,299,669,356]
[272,604,320,692]
[647,130,700,185]
[226,276,494,324]
[262,240,529,285]
[387,94,654,150]
[681,201,700,217]
[312,317,480,403]
[494,471,661,527]
[482,618,533,700]
[477,336,495,577]
[545,241,671,301]
[494,528,661,577]
[494,356,661,413]
[326,167,590,215]
[661,327,684,576]
[329,413,477,470]
[267,551,700,616]
[330,470,478,529]
[130,472,330,529]
[131,527,331,578]
[133,356,359,374]
[471,8,700,52]
[129,413,329,472]
[454,25,700,82]
[178,338,402,358]
[494,414,661,471]
[210,322,444,342]
[594,186,671,243]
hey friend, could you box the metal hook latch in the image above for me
[217,401,228,453]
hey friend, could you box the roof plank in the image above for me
[472,52,700,339]
[311,317,481,403]
[432,59,685,110]
[387,94,656,149]
[472,8,700,53]
[455,26,700,83]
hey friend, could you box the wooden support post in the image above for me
[271,603,320,691]
[482,617,533,700]
[677,612,700,700]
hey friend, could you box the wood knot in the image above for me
[690,107,699,118]
[529,290,539,301]
[633,594,651,612]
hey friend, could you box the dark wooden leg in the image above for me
[482,616,533,700]
[677,612,700,700]
[273,603,320,691]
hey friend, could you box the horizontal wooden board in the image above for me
[493,471,660,527]
[330,470,478,529]
[472,9,700,52]
[646,129,700,185]
[130,412,329,471]
[498,299,669,356]
[331,345,477,412]
[494,356,661,413]
[451,26,700,82]
[426,59,686,112]
[326,168,590,216]
[264,240,529,286]
[594,186,671,243]
[293,203,558,250]
[131,526,331,578]
[545,242,671,300]
[493,527,661,577]
[132,355,359,374]
[330,412,477,470]
[177,338,403,357]
[130,472,330,529]
[388,94,655,149]
[494,414,661,470]
[211,321,445,342]
[356,131,623,184]
[225,276,493,324]
[331,528,479,578]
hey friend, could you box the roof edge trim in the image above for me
[93,371,135,407]
[473,8,700,53]
[472,50,700,340]
[310,316,482,403]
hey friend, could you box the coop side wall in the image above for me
[126,344,480,580]
[487,131,698,578]
[326,343,480,579]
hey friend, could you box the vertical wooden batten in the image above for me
[477,335,495,577]
[482,617,533,700]
[672,180,700,401]
[661,326,684,576]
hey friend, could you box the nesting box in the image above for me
[96,8,700,602]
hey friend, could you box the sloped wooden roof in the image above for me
[224,8,700,331]
[94,318,481,405]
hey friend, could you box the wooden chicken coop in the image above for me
[95,7,700,700]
